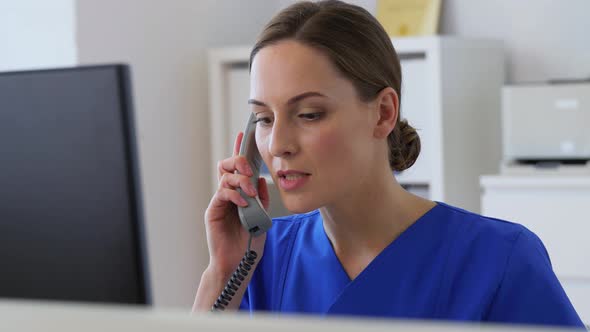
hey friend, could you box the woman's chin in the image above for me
[281,197,319,214]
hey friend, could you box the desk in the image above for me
[0,300,581,332]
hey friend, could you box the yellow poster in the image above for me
[376,0,441,37]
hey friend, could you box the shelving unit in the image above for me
[208,36,504,216]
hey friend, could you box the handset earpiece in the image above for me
[236,113,272,237]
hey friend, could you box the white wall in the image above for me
[279,0,590,83]
[75,0,281,308]
[0,0,76,71]
[439,0,590,83]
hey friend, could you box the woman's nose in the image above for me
[268,120,296,158]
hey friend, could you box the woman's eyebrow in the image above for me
[248,91,327,107]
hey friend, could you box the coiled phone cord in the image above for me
[211,233,257,311]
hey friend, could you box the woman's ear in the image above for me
[373,87,399,139]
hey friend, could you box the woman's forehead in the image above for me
[250,40,352,103]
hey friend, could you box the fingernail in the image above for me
[245,164,253,176]
[247,183,257,196]
[239,197,248,206]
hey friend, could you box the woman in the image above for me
[194,0,584,328]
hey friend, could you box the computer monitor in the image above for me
[0,64,150,305]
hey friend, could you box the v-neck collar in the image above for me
[323,202,446,315]
[319,202,442,283]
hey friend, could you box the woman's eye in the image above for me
[253,117,272,126]
[299,112,323,121]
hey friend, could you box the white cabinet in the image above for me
[481,174,590,324]
[208,37,504,216]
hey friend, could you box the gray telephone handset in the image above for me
[236,113,273,237]
[211,113,272,311]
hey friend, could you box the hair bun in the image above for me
[389,119,421,172]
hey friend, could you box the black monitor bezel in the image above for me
[0,64,152,305]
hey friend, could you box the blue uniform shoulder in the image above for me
[431,202,531,297]
[434,202,583,327]
[440,202,556,268]
[436,201,531,250]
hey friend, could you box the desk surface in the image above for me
[0,300,582,332]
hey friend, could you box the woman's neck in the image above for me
[319,168,435,279]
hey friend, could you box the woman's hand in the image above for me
[193,132,270,312]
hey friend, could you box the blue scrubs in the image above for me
[240,202,584,328]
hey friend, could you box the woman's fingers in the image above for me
[217,156,253,181]
[219,173,257,197]
[215,130,253,182]
[233,131,243,157]
[214,132,267,209]
[210,187,248,209]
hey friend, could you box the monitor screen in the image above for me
[0,64,150,305]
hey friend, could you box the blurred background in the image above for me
[1,0,589,317]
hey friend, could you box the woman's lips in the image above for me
[276,170,311,191]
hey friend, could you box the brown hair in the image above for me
[249,0,420,172]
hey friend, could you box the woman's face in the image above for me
[249,40,380,213]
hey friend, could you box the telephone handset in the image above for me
[211,113,273,311]
[236,113,273,236]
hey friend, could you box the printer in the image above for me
[502,82,590,163]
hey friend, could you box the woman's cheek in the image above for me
[312,129,348,162]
